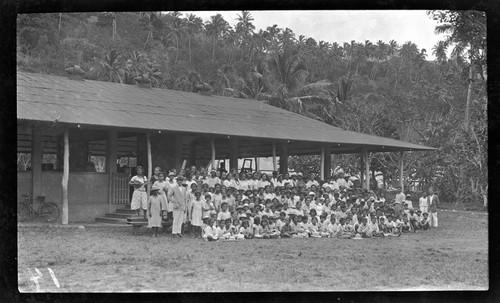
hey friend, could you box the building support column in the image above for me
[211,137,216,171]
[323,145,331,180]
[254,157,259,172]
[230,137,238,172]
[320,146,325,180]
[364,149,370,190]
[31,125,43,199]
[190,142,197,168]
[107,129,117,212]
[272,142,277,171]
[147,132,152,198]
[280,143,288,175]
[62,127,69,225]
[399,151,404,191]
[359,152,364,189]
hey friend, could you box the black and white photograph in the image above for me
[15,8,488,292]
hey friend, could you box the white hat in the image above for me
[308,191,315,196]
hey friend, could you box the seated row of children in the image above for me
[200,201,432,241]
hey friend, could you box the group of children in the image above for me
[136,165,435,239]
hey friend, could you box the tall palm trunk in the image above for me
[175,37,179,63]
[188,36,192,64]
[465,45,474,128]
[212,38,216,63]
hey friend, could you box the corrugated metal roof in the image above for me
[17,72,435,152]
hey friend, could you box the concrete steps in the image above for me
[95,217,129,225]
[95,205,141,225]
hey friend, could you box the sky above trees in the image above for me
[188,10,446,60]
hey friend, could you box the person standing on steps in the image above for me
[129,166,148,219]
[168,176,189,237]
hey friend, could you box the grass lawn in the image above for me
[17,209,488,292]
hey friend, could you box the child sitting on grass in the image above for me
[308,216,322,238]
[264,218,280,239]
[232,219,245,240]
[318,214,330,237]
[369,216,383,237]
[202,218,218,241]
[408,209,420,231]
[327,217,340,238]
[420,212,431,230]
[222,219,236,240]
[293,215,309,238]
[356,217,372,238]
[280,217,294,238]
[299,215,312,237]
[338,218,353,239]
[384,215,401,237]
[240,219,254,239]
[253,217,264,239]
[400,216,411,233]
[343,217,356,238]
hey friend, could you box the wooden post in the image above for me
[280,143,288,175]
[62,128,69,225]
[254,157,259,172]
[359,152,364,189]
[147,133,152,198]
[364,149,370,190]
[230,137,238,172]
[190,142,197,167]
[324,145,331,180]
[31,125,43,199]
[272,142,277,171]
[211,137,216,171]
[107,130,117,212]
[399,151,404,192]
[320,145,325,181]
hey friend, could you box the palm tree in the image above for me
[235,10,255,38]
[235,11,256,62]
[267,47,308,97]
[184,13,203,65]
[264,24,281,49]
[370,40,387,79]
[140,12,162,48]
[430,10,486,126]
[205,14,230,63]
[432,41,448,64]
[223,28,238,64]
[166,16,188,63]
[277,27,296,51]
[99,49,124,83]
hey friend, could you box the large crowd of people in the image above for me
[129,163,440,240]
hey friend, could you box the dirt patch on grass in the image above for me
[17,211,488,292]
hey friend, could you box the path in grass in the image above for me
[17,210,488,292]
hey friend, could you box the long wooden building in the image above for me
[16,72,435,222]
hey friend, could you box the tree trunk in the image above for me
[465,45,474,128]
[175,38,179,63]
[188,36,192,64]
[58,13,62,38]
[212,38,216,63]
[62,128,69,224]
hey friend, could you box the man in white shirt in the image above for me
[238,173,250,190]
[336,174,347,189]
[305,174,319,188]
[419,192,429,213]
[204,170,220,188]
